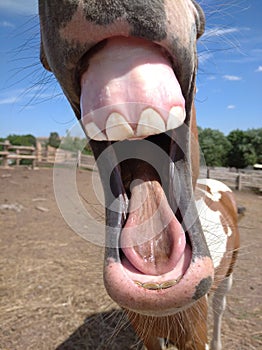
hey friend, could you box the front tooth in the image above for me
[106,113,134,140]
[84,122,107,140]
[136,108,165,137]
[167,106,186,130]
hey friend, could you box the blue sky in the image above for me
[0,0,261,138]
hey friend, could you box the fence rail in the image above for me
[200,167,262,191]
[77,151,96,170]
[1,140,261,191]
[0,141,96,171]
[0,141,36,168]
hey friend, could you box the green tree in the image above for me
[4,134,36,166]
[227,129,258,168]
[7,134,36,147]
[198,128,231,167]
[245,128,262,163]
[0,137,5,151]
[48,132,60,148]
[60,130,86,153]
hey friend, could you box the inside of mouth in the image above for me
[120,162,184,276]
[107,134,192,279]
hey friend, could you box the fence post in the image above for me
[16,149,20,166]
[32,156,36,169]
[236,174,242,191]
[77,150,81,168]
[2,141,10,168]
[36,141,42,162]
[207,168,210,179]
[2,156,8,168]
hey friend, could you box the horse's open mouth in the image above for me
[79,36,214,316]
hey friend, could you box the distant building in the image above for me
[36,137,49,146]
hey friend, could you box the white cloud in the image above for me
[0,21,15,28]
[207,75,216,81]
[0,97,18,105]
[198,52,213,65]
[0,0,38,15]
[0,86,62,107]
[0,88,30,105]
[227,105,236,110]
[255,66,262,73]
[0,88,34,106]
[223,75,242,81]
[203,27,240,39]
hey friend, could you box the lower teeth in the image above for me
[134,275,182,290]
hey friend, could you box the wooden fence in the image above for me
[1,140,261,191]
[77,151,96,170]
[200,167,262,192]
[0,141,36,168]
[0,141,96,171]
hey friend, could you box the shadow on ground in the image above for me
[56,309,143,350]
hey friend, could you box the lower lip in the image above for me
[104,245,214,316]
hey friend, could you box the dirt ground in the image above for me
[0,167,261,350]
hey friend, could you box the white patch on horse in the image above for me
[196,198,228,269]
[197,178,232,202]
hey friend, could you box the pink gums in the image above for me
[80,36,185,131]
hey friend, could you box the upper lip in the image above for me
[76,37,185,105]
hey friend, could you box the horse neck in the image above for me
[190,103,200,188]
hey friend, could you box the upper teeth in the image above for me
[106,112,134,140]
[167,106,186,130]
[84,122,107,140]
[83,106,185,141]
[136,108,166,137]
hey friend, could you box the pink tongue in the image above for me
[80,36,185,130]
[120,163,186,276]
